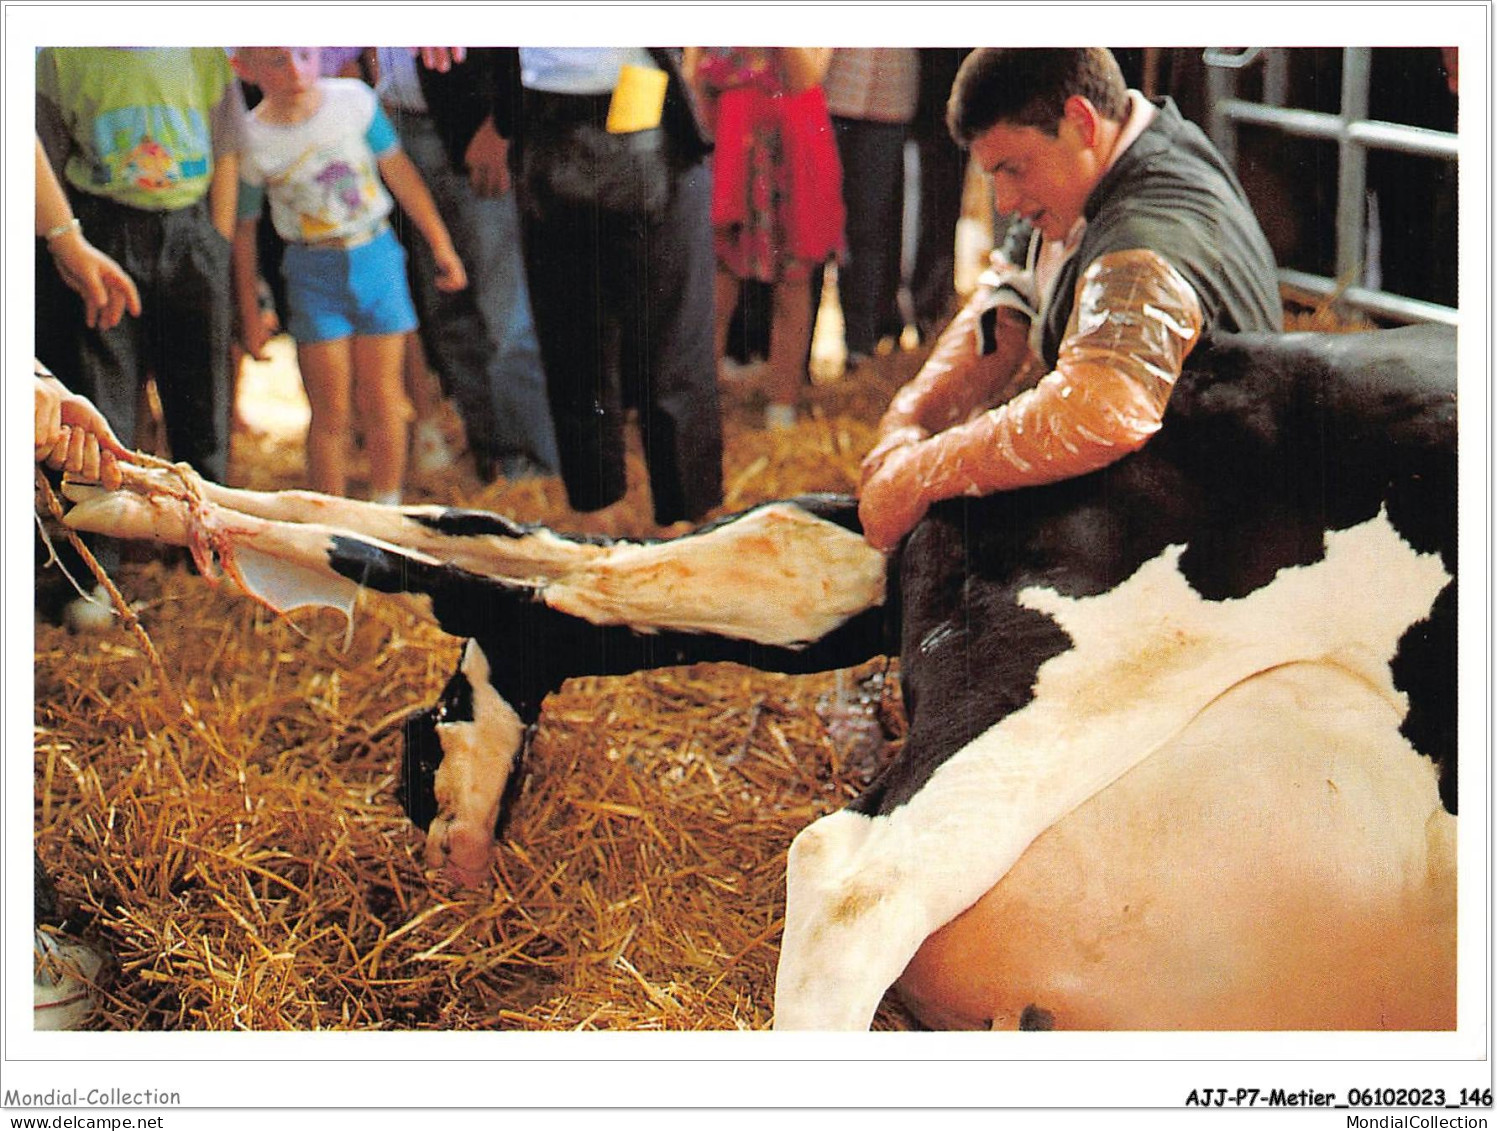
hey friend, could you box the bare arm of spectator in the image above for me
[378,149,467,292]
[231,214,272,361]
[778,47,833,93]
[208,71,247,239]
[35,137,141,331]
[208,151,240,241]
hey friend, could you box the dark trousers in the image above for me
[517,112,722,525]
[909,128,967,335]
[830,116,909,356]
[36,193,231,582]
[58,194,233,484]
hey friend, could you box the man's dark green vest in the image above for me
[1040,97,1282,367]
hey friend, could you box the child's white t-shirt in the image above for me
[239,78,399,244]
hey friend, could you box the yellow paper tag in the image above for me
[606,64,668,133]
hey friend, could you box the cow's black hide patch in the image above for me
[397,664,476,831]
[411,508,542,541]
[856,325,1457,818]
[399,706,444,832]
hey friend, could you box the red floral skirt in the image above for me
[710,84,845,283]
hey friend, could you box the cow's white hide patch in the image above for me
[1016,511,1448,729]
[774,510,1451,1030]
[424,640,524,887]
[893,661,1454,1030]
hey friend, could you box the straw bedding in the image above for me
[34,341,929,1031]
[33,297,1359,1032]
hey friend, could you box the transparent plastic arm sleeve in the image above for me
[858,249,1204,551]
[860,254,1038,481]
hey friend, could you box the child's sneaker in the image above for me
[61,584,113,633]
[412,418,458,475]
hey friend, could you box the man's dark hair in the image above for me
[947,48,1129,144]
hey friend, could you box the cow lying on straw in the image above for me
[61,325,1457,1030]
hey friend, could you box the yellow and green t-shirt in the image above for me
[36,47,237,212]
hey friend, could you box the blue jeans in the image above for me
[391,110,559,475]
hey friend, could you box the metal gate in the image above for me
[1204,47,1458,326]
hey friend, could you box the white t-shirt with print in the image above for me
[239,78,398,244]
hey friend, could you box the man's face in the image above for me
[970,105,1101,241]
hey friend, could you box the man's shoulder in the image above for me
[1089,105,1248,237]
[1075,102,1279,335]
[1118,100,1227,177]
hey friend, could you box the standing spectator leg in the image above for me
[765,273,813,420]
[395,112,559,481]
[831,117,908,362]
[151,201,233,485]
[404,333,460,474]
[910,127,966,342]
[619,156,723,525]
[350,331,412,502]
[294,336,356,498]
[521,197,629,514]
[468,188,559,475]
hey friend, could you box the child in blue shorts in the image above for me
[232,46,466,505]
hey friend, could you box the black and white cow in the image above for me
[65,324,1457,1030]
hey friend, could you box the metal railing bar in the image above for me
[1334,48,1371,289]
[1202,47,1266,69]
[1219,99,1459,159]
[1279,268,1459,326]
